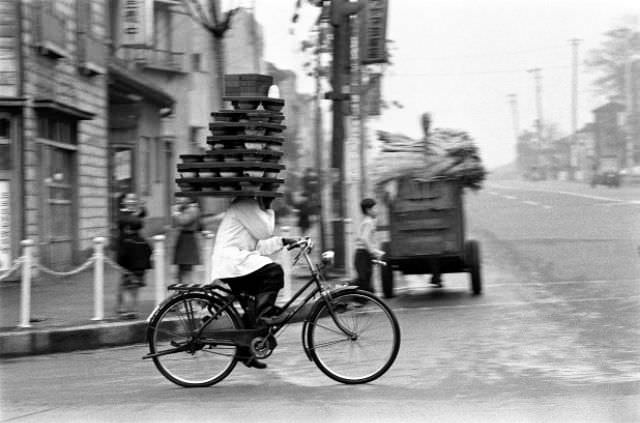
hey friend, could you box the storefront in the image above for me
[107,63,175,240]
[0,100,24,276]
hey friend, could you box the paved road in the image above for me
[1,179,639,422]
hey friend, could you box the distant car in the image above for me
[591,171,620,188]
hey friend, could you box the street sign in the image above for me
[121,0,153,47]
[359,0,388,64]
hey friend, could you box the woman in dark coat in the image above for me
[116,193,151,318]
[172,197,201,283]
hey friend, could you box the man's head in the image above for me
[360,198,377,217]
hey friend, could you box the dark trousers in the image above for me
[354,249,373,293]
[223,263,284,328]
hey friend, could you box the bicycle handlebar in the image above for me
[286,237,311,251]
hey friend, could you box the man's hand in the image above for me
[282,237,299,247]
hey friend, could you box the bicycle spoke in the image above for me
[149,294,240,387]
[308,293,400,384]
[312,320,350,337]
[309,337,351,350]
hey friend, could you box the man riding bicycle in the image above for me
[210,196,296,369]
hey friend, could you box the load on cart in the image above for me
[373,114,487,297]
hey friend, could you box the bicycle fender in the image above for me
[146,294,181,324]
[301,285,363,361]
[145,290,225,325]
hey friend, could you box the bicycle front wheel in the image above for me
[307,290,401,384]
[147,292,241,387]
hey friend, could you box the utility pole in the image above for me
[570,39,581,179]
[625,32,636,170]
[527,68,544,141]
[328,0,362,270]
[507,93,519,142]
[313,25,326,252]
[570,39,581,141]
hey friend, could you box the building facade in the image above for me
[1,0,270,272]
[1,0,109,270]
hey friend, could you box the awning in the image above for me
[33,99,95,120]
[108,62,174,108]
[0,97,27,108]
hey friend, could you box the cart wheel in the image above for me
[380,242,394,298]
[465,240,482,295]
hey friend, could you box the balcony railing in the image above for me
[77,34,106,76]
[119,47,186,74]
[36,4,67,59]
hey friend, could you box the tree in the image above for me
[585,17,640,99]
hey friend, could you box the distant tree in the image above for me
[585,17,640,99]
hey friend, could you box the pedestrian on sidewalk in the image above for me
[295,193,313,237]
[171,197,201,284]
[354,198,385,295]
[115,193,152,319]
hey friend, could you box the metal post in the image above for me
[202,231,215,283]
[153,235,166,306]
[280,226,292,301]
[91,237,105,321]
[344,217,354,280]
[19,239,34,328]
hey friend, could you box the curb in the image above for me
[0,304,315,358]
[0,320,148,358]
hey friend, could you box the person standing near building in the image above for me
[116,193,151,319]
[296,193,312,237]
[354,198,384,295]
[172,197,201,284]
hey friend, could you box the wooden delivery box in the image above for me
[378,176,481,297]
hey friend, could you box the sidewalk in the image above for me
[0,259,337,358]
[0,221,340,358]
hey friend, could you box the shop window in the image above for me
[37,115,77,144]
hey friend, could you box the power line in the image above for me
[394,45,567,63]
[386,64,571,77]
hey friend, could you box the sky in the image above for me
[222,0,640,169]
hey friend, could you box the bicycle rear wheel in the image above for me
[307,290,401,384]
[147,292,240,387]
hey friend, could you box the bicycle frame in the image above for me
[144,242,360,362]
[197,242,357,343]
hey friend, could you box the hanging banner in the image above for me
[364,73,382,116]
[120,0,153,47]
[359,0,388,64]
[0,180,10,272]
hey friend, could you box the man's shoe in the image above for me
[240,356,267,369]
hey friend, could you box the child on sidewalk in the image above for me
[354,198,384,294]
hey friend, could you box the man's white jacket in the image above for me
[210,198,284,281]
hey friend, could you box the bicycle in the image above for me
[142,238,401,387]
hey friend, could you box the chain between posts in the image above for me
[34,256,96,277]
[0,257,24,281]
[103,255,127,273]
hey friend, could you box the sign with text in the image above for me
[120,0,152,47]
[0,180,10,272]
[359,0,388,64]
